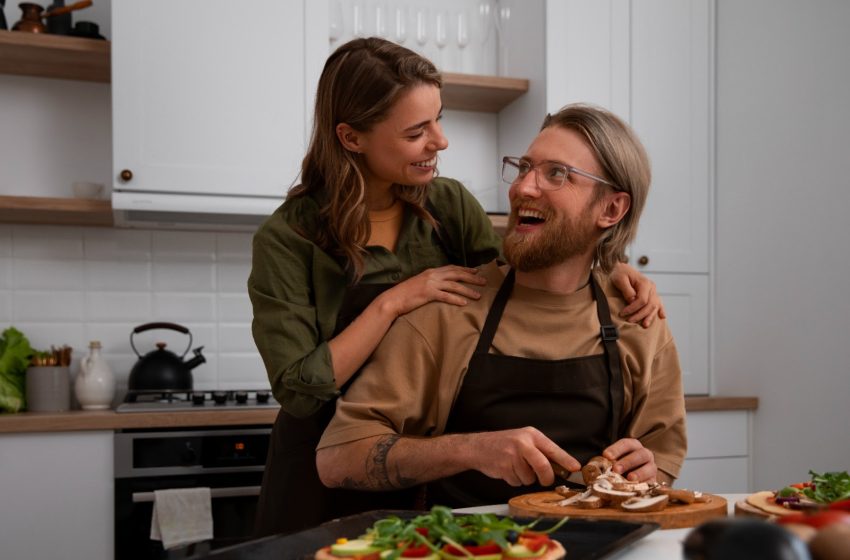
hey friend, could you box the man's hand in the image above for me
[602,438,657,482]
[464,427,581,487]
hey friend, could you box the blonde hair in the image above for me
[289,38,442,281]
[541,104,651,272]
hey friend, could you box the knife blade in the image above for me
[550,461,585,486]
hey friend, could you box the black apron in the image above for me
[254,204,454,537]
[428,268,625,507]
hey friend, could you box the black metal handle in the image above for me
[130,322,193,358]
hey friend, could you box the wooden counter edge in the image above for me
[0,407,280,434]
[0,397,757,434]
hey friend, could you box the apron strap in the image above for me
[589,274,624,443]
[473,268,516,355]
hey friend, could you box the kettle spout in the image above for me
[185,346,207,371]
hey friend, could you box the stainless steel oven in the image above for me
[114,426,270,559]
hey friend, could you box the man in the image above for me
[315,104,687,507]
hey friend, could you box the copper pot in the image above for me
[12,3,47,33]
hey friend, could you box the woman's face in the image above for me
[356,83,448,191]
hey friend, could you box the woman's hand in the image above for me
[610,262,666,328]
[377,265,487,318]
[602,438,657,483]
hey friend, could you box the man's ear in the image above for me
[596,192,631,229]
[336,123,365,153]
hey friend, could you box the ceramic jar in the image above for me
[75,341,115,410]
[26,366,71,412]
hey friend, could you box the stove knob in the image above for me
[212,391,228,405]
[192,393,206,406]
[256,391,270,404]
[235,391,248,404]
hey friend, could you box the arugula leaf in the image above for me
[803,470,850,504]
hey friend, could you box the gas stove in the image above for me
[115,390,278,412]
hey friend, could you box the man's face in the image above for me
[503,126,606,272]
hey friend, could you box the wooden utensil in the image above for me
[43,0,92,19]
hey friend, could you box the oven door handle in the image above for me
[131,485,261,503]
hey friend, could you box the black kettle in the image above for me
[127,322,206,393]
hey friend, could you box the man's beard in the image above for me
[503,204,600,272]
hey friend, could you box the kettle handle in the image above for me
[130,322,193,359]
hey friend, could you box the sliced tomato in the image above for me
[519,536,551,553]
[828,499,850,512]
[777,510,850,529]
[790,482,812,489]
[443,543,502,555]
[415,527,429,537]
[401,544,433,557]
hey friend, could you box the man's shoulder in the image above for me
[594,270,675,351]
[398,261,506,336]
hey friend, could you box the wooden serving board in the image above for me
[508,491,728,529]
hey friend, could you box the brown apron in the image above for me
[428,268,625,507]
[253,283,419,536]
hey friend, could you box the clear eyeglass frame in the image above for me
[501,156,620,191]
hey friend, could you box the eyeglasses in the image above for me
[501,156,620,191]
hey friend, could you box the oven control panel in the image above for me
[114,428,271,477]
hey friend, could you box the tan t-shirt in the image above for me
[318,261,687,481]
[367,200,405,252]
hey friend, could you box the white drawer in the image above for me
[677,457,750,493]
[686,411,749,458]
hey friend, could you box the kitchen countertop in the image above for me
[0,396,756,434]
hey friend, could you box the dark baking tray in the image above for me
[188,510,659,560]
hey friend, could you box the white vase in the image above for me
[75,341,115,410]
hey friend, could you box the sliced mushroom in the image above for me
[556,488,593,507]
[576,495,604,509]
[612,480,651,494]
[554,485,579,498]
[619,494,669,513]
[581,456,613,485]
[655,487,697,504]
[591,480,637,505]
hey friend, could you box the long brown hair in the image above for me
[541,104,651,272]
[289,37,442,280]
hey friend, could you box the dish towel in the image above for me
[150,487,213,550]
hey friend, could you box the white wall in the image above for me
[715,0,850,489]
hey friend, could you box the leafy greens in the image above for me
[803,470,850,504]
[0,327,34,413]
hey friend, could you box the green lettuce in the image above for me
[0,327,34,413]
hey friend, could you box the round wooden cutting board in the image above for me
[508,491,728,529]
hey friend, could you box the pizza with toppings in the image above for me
[745,470,850,517]
[314,506,567,560]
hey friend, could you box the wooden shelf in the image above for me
[0,31,526,111]
[0,29,110,83]
[442,72,529,112]
[0,195,113,227]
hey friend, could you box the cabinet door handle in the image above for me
[120,169,133,182]
[637,255,650,266]
[131,485,261,503]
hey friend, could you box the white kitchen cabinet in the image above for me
[546,0,713,274]
[678,411,752,493]
[0,431,113,560]
[111,0,325,214]
[650,273,710,395]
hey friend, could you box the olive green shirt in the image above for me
[248,178,502,418]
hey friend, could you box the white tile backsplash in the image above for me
[217,261,251,293]
[13,259,85,290]
[153,261,215,292]
[86,260,151,291]
[217,294,253,323]
[84,228,152,261]
[0,226,11,255]
[12,225,84,259]
[14,291,86,322]
[216,232,253,262]
[3,225,270,399]
[153,231,216,262]
[86,292,152,321]
[153,293,217,322]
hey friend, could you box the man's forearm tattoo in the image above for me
[361,434,417,490]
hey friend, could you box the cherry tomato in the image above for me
[401,544,433,557]
[443,542,502,555]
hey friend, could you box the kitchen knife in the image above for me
[550,461,585,487]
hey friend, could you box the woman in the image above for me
[249,37,663,536]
